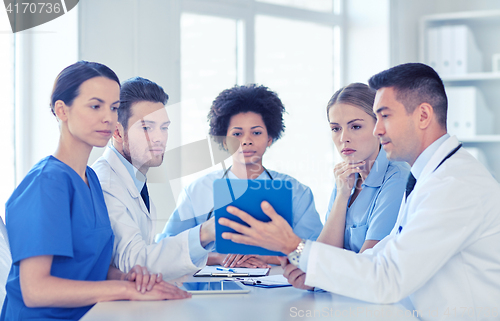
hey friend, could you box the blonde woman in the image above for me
[318,83,410,253]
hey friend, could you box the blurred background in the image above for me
[1,0,499,232]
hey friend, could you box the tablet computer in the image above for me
[180,281,250,294]
[214,179,293,256]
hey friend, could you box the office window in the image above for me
[177,1,343,218]
[257,0,334,13]
[179,13,238,188]
[0,11,15,221]
[255,15,335,218]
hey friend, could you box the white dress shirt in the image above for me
[300,135,500,321]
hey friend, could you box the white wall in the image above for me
[12,0,499,235]
[0,10,15,219]
[345,0,390,84]
[77,0,394,231]
[80,0,181,230]
[14,0,393,231]
[15,7,79,180]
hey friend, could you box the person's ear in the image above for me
[416,103,433,129]
[113,122,125,143]
[53,100,68,122]
[222,138,227,150]
[267,137,273,147]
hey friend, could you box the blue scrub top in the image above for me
[1,156,114,321]
[159,168,323,242]
[326,148,410,253]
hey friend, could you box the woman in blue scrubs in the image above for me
[159,84,323,268]
[317,83,410,253]
[1,61,189,321]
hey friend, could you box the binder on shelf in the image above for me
[446,86,493,137]
[427,24,483,76]
[492,53,500,72]
[426,27,440,70]
[438,25,455,75]
[453,25,482,74]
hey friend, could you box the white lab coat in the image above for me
[92,147,207,280]
[303,136,500,321]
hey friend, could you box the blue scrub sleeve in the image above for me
[291,186,323,241]
[325,186,337,221]
[157,187,214,264]
[187,225,213,264]
[7,175,73,264]
[160,214,199,239]
[365,172,406,241]
[158,190,199,240]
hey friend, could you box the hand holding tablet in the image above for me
[214,179,293,256]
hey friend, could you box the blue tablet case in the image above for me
[214,179,293,256]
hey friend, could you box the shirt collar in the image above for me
[109,144,147,192]
[411,133,450,180]
[362,147,390,188]
[226,168,271,180]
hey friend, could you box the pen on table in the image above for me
[238,278,261,285]
[217,267,236,272]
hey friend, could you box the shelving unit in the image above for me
[459,136,500,143]
[441,72,500,82]
[420,10,500,181]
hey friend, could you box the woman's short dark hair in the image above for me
[326,83,376,121]
[208,84,286,149]
[50,61,120,117]
[118,77,169,131]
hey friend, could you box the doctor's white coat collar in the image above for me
[101,146,145,202]
[406,134,462,204]
[410,133,450,180]
[108,144,147,193]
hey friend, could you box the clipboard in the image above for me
[237,275,292,288]
[194,266,269,278]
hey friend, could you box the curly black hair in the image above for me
[208,84,286,149]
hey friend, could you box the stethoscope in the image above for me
[206,165,274,220]
[396,143,462,234]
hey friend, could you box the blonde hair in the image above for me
[326,83,376,121]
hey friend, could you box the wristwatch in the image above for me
[287,239,306,267]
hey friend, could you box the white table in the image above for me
[81,268,420,321]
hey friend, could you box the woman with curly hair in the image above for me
[158,84,323,268]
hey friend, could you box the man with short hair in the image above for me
[92,77,214,280]
[219,63,500,320]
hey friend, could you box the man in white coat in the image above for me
[92,77,214,280]
[218,63,500,321]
